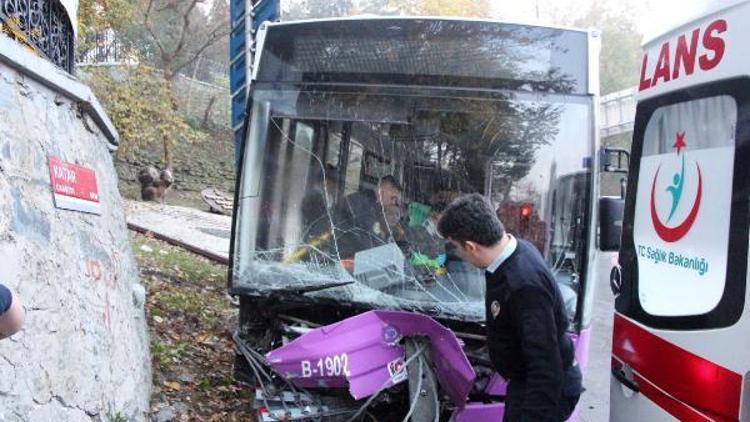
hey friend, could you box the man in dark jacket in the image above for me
[438,194,583,421]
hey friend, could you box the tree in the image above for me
[78,0,133,35]
[388,0,491,17]
[77,0,135,58]
[87,66,206,164]
[138,0,230,84]
[77,1,227,168]
[489,0,643,95]
[572,4,642,94]
[124,0,230,161]
[202,0,230,72]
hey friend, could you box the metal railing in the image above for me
[0,0,74,73]
[77,29,125,66]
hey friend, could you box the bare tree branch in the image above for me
[143,0,168,60]
[140,0,230,88]
[169,0,202,72]
[171,21,230,78]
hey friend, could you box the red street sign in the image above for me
[48,157,101,215]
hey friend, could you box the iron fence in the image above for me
[0,0,74,73]
[77,30,124,66]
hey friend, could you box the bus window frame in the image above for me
[617,77,750,330]
[229,84,596,321]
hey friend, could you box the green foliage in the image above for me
[151,338,190,367]
[77,0,134,54]
[87,66,206,164]
[109,413,126,422]
[183,114,204,131]
[132,235,224,284]
[79,0,231,85]
[150,338,169,367]
[78,0,134,34]
[79,1,229,167]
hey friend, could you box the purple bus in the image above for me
[229,16,615,421]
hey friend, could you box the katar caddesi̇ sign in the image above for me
[48,157,101,215]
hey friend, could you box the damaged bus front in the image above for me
[230,17,605,420]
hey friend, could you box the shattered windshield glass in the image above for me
[233,87,592,322]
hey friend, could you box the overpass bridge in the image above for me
[599,87,636,141]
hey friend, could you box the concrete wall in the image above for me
[0,37,150,420]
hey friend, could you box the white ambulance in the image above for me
[611,1,750,420]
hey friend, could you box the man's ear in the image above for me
[463,240,479,253]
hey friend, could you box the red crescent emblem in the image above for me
[650,164,703,242]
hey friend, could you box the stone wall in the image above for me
[0,37,151,420]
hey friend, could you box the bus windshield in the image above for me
[232,19,595,322]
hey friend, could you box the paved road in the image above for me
[577,254,617,422]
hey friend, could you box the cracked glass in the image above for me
[233,87,592,322]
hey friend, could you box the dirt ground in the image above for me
[130,232,255,421]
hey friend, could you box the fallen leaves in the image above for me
[164,381,182,391]
[131,232,255,421]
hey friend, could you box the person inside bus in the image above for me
[404,191,459,264]
[405,200,445,259]
[400,191,461,287]
[0,283,24,340]
[403,189,484,297]
[300,164,339,242]
[333,175,403,258]
[438,194,583,422]
[383,198,407,247]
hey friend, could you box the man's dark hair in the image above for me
[379,175,402,191]
[438,193,505,246]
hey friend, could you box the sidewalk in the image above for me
[124,200,231,264]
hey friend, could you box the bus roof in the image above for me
[253,17,596,95]
[637,0,750,101]
[267,14,593,36]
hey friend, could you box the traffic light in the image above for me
[520,204,532,218]
[519,203,532,232]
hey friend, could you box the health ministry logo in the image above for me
[649,132,703,243]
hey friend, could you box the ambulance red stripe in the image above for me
[612,313,742,420]
[612,356,726,421]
